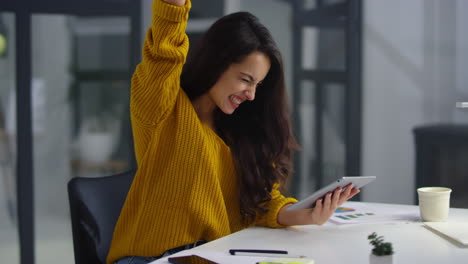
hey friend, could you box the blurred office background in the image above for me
[0,0,467,263]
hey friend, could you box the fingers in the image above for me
[338,184,353,204]
[315,198,323,211]
[338,186,361,206]
[324,192,332,209]
[348,188,361,199]
[311,198,329,225]
[310,185,361,225]
[331,187,342,208]
[344,184,360,199]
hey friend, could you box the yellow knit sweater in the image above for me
[107,1,297,263]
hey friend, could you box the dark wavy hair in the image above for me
[181,12,298,222]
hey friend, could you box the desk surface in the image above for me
[153,202,468,264]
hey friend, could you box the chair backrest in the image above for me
[68,170,135,264]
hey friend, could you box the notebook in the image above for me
[424,222,468,246]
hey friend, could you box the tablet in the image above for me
[286,176,376,211]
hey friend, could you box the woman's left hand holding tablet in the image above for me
[278,184,360,226]
[308,184,360,225]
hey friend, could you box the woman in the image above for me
[107,0,360,263]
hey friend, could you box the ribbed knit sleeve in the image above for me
[255,184,298,228]
[131,0,191,125]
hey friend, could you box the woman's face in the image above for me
[208,51,271,115]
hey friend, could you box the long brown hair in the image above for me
[181,12,298,222]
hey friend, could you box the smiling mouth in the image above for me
[230,95,243,105]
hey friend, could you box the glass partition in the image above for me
[0,12,20,264]
[31,14,132,262]
[296,80,346,199]
[302,26,345,71]
[297,80,317,199]
[321,83,345,184]
[290,0,359,198]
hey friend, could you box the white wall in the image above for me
[361,0,467,204]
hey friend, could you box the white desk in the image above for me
[152,202,468,264]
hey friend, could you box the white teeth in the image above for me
[230,95,242,105]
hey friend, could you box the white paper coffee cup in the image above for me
[417,187,452,222]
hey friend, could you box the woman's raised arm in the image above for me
[131,0,190,125]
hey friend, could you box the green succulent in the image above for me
[368,232,394,256]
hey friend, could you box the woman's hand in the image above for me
[277,184,360,226]
[308,184,360,225]
[161,0,186,7]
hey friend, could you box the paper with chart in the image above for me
[329,202,419,224]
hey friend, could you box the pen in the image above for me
[229,249,288,257]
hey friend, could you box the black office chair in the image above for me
[68,169,135,264]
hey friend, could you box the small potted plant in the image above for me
[368,232,394,264]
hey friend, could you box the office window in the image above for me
[0,12,20,264]
[297,80,317,198]
[31,14,132,263]
[291,0,362,198]
[321,83,346,184]
[302,26,345,71]
[296,80,345,199]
